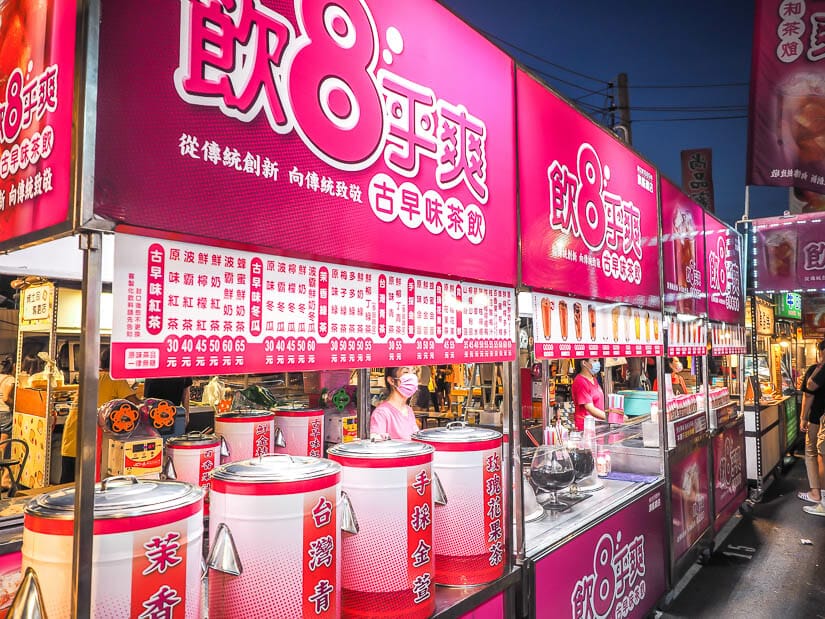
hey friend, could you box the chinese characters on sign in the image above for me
[407,464,433,610]
[754,212,825,292]
[680,149,715,213]
[131,527,188,618]
[517,69,660,310]
[303,492,337,616]
[532,293,664,360]
[111,233,515,378]
[95,0,516,285]
[705,214,743,324]
[0,0,77,247]
[661,179,707,316]
[483,450,504,570]
[20,283,52,325]
[747,0,825,194]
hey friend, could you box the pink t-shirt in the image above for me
[571,373,605,431]
[370,401,420,440]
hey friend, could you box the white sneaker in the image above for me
[803,502,825,516]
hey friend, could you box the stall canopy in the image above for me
[516,68,661,311]
[0,235,114,282]
[93,0,518,286]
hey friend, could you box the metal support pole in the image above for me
[617,73,632,144]
[540,359,550,433]
[72,231,102,618]
[357,368,371,439]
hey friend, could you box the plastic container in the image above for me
[616,390,658,416]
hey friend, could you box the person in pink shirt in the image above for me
[571,358,607,431]
[370,366,421,440]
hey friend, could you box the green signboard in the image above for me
[775,292,802,320]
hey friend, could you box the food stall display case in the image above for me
[12,284,113,488]
[517,67,668,619]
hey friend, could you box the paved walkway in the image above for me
[659,455,825,619]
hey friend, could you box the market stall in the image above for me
[516,67,667,619]
[80,1,526,616]
[659,180,714,582]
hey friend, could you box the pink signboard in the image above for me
[709,323,747,356]
[517,69,660,310]
[754,212,825,292]
[110,231,515,379]
[704,214,744,324]
[532,293,664,359]
[747,0,825,195]
[533,487,666,619]
[712,419,746,532]
[0,0,77,249]
[669,444,711,561]
[661,179,707,316]
[93,0,516,285]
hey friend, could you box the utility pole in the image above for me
[616,72,632,144]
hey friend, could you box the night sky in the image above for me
[440,0,787,226]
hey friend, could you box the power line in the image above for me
[520,62,610,97]
[633,114,748,123]
[630,105,748,112]
[477,28,609,86]
[631,82,749,89]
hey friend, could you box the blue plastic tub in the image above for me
[617,390,658,416]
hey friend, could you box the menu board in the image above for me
[94,0,517,285]
[532,293,663,360]
[517,69,660,310]
[704,214,744,324]
[667,318,706,358]
[709,323,746,356]
[0,0,77,249]
[774,292,802,320]
[110,233,515,378]
[670,444,711,561]
[754,212,825,292]
[661,179,707,316]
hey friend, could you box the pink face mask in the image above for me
[395,373,419,398]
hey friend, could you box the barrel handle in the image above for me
[445,421,467,430]
[433,472,448,506]
[100,475,140,491]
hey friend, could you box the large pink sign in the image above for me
[754,211,825,292]
[747,0,825,194]
[661,179,707,316]
[0,0,77,249]
[704,214,744,324]
[93,0,516,285]
[517,69,660,309]
[669,444,711,561]
[712,420,746,532]
[533,488,666,619]
[110,232,515,378]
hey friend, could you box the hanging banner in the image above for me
[667,317,707,358]
[753,211,825,292]
[680,149,715,214]
[747,0,825,194]
[661,179,707,316]
[93,0,517,285]
[709,323,747,356]
[516,70,660,310]
[0,0,78,250]
[110,232,516,378]
[670,444,711,562]
[774,292,802,319]
[532,293,663,360]
[802,293,825,337]
[704,214,744,324]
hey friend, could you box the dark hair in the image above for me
[100,346,111,371]
[0,356,12,375]
[384,367,401,392]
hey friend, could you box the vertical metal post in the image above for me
[540,359,550,433]
[72,231,102,619]
[357,368,371,439]
[617,73,632,144]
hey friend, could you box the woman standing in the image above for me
[800,339,825,507]
[571,358,606,431]
[369,367,420,440]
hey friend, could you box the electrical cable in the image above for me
[633,114,748,123]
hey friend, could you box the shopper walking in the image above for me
[369,366,421,440]
[803,339,825,516]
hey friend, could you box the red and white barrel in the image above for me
[23,477,203,619]
[273,408,325,457]
[215,411,275,463]
[327,440,435,619]
[166,431,221,515]
[208,454,341,618]
[413,422,504,586]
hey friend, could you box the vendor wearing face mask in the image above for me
[653,357,688,395]
[571,358,607,431]
[370,366,421,440]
